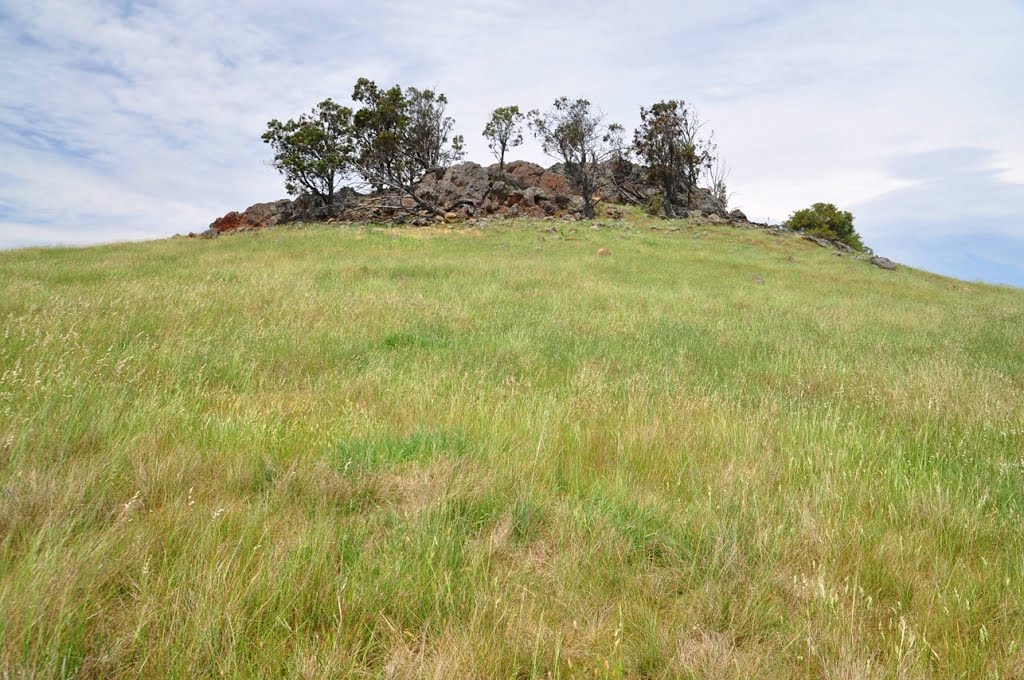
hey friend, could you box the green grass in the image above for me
[1,214,1022,677]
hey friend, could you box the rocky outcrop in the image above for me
[208,199,293,234]
[205,192,366,235]
[408,161,580,219]
[203,158,740,234]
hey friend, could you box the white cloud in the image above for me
[1,0,1023,283]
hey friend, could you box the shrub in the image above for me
[644,193,665,217]
[786,203,864,250]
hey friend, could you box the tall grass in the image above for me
[1,216,1022,677]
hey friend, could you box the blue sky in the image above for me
[1,0,1022,286]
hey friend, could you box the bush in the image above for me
[786,203,864,250]
[643,193,665,217]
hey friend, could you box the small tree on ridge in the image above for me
[482,106,525,174]
[350,78,464,214]
[633,100,716,215]
[261,99,355,215]
[528,98,616,218]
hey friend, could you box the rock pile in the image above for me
[200,159,729,236]
[412,161,575,220]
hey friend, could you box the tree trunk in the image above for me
[406,186,446,216]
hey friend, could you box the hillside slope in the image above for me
[1,217,1022,677]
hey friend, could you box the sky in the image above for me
[1,0,1022,287]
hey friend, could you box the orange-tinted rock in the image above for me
[208,200,293,233]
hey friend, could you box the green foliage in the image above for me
[643,192,664,217]
[482,106,525,173]
[786,202,864,250]
[405,86,465,170]
[351,78,465,200]
[528,98,616,218]
[633,100,716,215]
[262,81,468,216]
[261,99,354,213]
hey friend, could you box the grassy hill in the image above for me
[1,215,1022,677]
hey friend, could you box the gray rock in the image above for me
[489,160,571,196]
[521,187,548,205]
[729,208,748,221]
[801,234,832,248]
[870,256,898,271]
[415,162,490,210]
[832,240,855,253]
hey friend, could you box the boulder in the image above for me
[728,208,748,221]
[832,240,855,254]
[415,162,490,210]
[688,187,727,215]
[801,234,832,248]
[491,160,571,197]
[870,256,898,271]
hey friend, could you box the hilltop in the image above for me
[1,214,1022,677]
[199,159,730,235]
[198,159,901,270]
